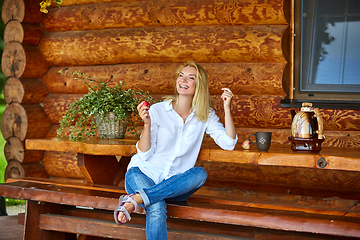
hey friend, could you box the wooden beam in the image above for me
[44,63,286,96]
[42,0,288,31]
[39,25,287,66]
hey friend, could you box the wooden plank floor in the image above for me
[0,215,24,240]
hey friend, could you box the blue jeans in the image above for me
[125,166,208,240]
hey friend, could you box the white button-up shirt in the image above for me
[127,100,238,184]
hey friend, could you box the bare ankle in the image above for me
[133,193,143,205]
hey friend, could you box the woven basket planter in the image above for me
[95,112,128,139]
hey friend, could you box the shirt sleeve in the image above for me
[135,107,159,160]
[205,112,238,150]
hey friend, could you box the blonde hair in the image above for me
[164,61,213,122]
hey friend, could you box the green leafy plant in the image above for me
[57,69,155,140]
[5,198,26,206]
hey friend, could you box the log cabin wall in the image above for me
[1,0,359,180]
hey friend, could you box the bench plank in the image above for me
[3,178,360,217]
[25,138,138,156]
[2,179,360,238]
[40,214,238,240]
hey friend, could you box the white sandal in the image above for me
[114,194,140,225]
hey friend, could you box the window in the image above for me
[289,0,360,108]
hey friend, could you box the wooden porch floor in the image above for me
[0,215,24,240]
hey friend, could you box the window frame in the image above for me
[288,0,360,109]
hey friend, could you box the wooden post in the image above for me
[24,201,75,240]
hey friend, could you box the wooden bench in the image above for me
[1,137,360,239]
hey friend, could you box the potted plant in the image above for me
[57,69,155,140]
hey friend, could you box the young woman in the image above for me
[114,61,237,239]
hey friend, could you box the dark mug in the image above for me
[248,132,272,151]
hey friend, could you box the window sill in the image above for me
[280,99,360,110]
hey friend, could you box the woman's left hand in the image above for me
[221,88,234,110]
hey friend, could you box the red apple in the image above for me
[142,101,150,108]
[242,140,251,150]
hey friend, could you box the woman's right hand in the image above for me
[137,101,151,125]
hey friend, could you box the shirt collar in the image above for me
[163,100,196,118]
[164,100,173,111]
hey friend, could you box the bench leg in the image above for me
[24,200,76,240]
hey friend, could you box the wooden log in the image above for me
[3,20,24,44]
[57,0,147,6]
[4,77,49,104]
[212,94,292,129]
[22,44,50,79]
[4,77,24,103]
[42,151,84,179]
[23,104,52,139]
[22,0,44,24]
[198,160,360,192]
[43,93,360,132]
[0,103,50,141]
[4,136,43,164]
[42,93,83,124]
[213,95,360,131]
[44,62,286,96]
[1,42,26,78]
[4,137,24,163]
[22,23,45,45]
[1,0,25,24]
[5,160,25,180]
[0,103,28,141]
[20,79,49,104]
[5,160,48,180]
[42,0,288,32]
[46,121,358,148]
[22,162,49,179]
[39,25,287,66]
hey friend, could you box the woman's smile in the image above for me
[176,66,197,96]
